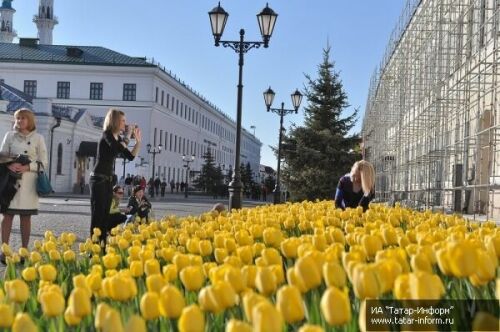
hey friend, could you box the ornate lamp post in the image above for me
[263,86,303,204]
[208,2,278,210]
[182,154,195,198]
[146,143,162,197]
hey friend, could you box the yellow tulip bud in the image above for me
[68,287,91,317]
[163,264,178,282]
[276,285,305,323]
[224,266,245,293]
[263,227,283,248]
[64,306,82,326]
[225,319,252,332]
[18,247,29,258]
[409,271,444,300]
[48,249,61,261]
[280,238,300,259]
[361,234,383,258]
[1,243,12,256]
[146,274,166,294]
[95,303,112,329]
[323,262,346,288]
[252,300,284,332]
[102,308,124,332]
[12,313,37,332]
[29,251,41,264]
[198,286,220,314]
[40,291,65,317]
[298,324,325,332]
[242,290,267,322]
[180,265,205,291]
[140,292,161,320]
[63,250,76,262]
[261,248,282,266]
[320,286,351,326]
[129,260,144,277]
[4,279,29,303]
[0,304,14,328]
[352,264,380,300]
[295,255,322,291]
[125,315,146,332]
[145,259,161,276]
[255,266,277,296]
[38,264,57,282]
[410,252,433,273]
[198,240,213,256]
[22,267,37,282]
[214,248,228,264]
[178,304,205,332]
[242,265,258,289]
[447,241,477,277]
[287,267,308,293]
[160,285,185,318]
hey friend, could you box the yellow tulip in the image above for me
[30,251,41,264]
[351,264,380,299]
[255,266,277,296]
[242,290,267,322]
[276,285,305,323]
[48,249,61,261]
[144,258,161,276]
[409,271,444,300]
[140,292,161,320]
[242,265,258,289]
[261,248,282,265]
[298,324,325,332]
[180,265,205,291]
[159,285,185,318]
[173,253,191,272]
[22,267,37,282]
[102,308,124,332]
[63,249,76,262]
[128,246,141,260]
[64,307,82,326]
[68,287,91,317]
[12,313,37,332]
[225,319,252,332]
[471,250,496,284]
[280,238,300,259]
[236,245,253,265]
[125,315,146,332]
[4,279,29,303]
[198,240,213,256]
[146,274,167,294]
[287,267,308,293]
[163,264,178,282]
[320,286,351,326]
[252,300,284,332]
[224,238,237,253]
[224,266,245,293]
[214,248,228,264]
[198,286,221,314]
[40,291,65,317]
[447,241,477,277]
[212,280,237,309]
[472,311,499,332]
[95,303,112,330]
[1,243,12,256]
[130,260,144,277]
[322,262,346,288]
[178,305,205,332]
[295,255,322,291]
[0,304,14,328]
[410,252,433,273]
[38,264,57,282]
[361,234,383,258]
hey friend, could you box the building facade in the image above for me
[363,0,500,217]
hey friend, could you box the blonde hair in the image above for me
[13,108,36,132]
[103,108,124,133]
[351,160,375,194]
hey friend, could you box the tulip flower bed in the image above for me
[0,201,499,331]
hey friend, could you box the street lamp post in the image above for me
[146,143,162,197]
[208,2,278,210]
[48,117,61,183]
[263,86,303,204]
[182,154,195,198]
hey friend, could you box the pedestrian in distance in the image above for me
[170,179,175,194]
[160,178,167,197]
[89,108,141,244]
[334,160,375,212]
[0,108,48,264]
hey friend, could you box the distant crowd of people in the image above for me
[119,174,191,198]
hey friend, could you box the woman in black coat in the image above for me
[127,185,152,222]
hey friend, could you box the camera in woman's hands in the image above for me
[125,124,138,139]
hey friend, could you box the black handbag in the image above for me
[36,162,53,196]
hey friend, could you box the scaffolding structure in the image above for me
[363,0,500,218]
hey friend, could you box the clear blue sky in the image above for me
[12,0,404,167]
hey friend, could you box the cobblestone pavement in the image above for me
[0,193,268,278]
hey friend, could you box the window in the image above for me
[155,87,159,103]
[23,80,37,97]
[161,91,164,106]
[123,83,136,101]
[57,143,63,174]
[169,133,173,151]
[57,81,70,99]
[167,94,170,109]
[89,82,103,100]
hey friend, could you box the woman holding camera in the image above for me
[90,108,141,243]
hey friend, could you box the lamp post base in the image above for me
[228,181,243,210]
[273,188,281,204]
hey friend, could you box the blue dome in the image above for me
[1,1,13,9]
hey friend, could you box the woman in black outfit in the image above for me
[127,185,152,222]
[335,160,375,212]
[90,109,141,243]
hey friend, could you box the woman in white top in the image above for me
[0,108,48,263]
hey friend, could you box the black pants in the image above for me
[108,213,127,229]
[90,175,113,243]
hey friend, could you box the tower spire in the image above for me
[33,0,58,45]
[0,0,17,43]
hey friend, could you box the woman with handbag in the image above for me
[0,108,48,264]
[90,108,141,245]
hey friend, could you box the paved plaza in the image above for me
[0,193,267,277]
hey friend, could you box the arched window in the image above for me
[57,143,63,175]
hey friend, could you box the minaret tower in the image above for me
[0,0,17,43]
[33,0,58,45]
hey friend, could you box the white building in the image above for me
[0,1,262,193]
